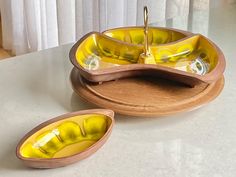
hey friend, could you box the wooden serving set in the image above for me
[69,7,225,116]
[16,7,225,168]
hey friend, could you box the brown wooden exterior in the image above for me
[70,67,224,117]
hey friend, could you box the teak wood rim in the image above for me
[69,26,225,87]
[16,109,115,168]
[70,67,225,117]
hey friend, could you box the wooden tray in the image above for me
[70,67,224,117]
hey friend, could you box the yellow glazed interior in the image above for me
[20,114,111,159]
[103,27,186,45]
[75,28,218,75]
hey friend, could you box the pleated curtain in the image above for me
[0,0,211,55]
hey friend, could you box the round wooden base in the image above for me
[70,67,224,117]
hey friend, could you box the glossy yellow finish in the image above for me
[20,114,110,159]
[103,27,186,45]
[76,29,218,75]
[76,33,142,70]
[150,35,211,75]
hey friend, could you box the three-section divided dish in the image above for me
[70,27,225,86]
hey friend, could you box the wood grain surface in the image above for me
[70,67,224,117]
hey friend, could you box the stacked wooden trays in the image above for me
[69,27,225,117]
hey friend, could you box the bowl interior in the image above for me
[19,114,112,159]
[75,31,218,75]
[103,27,187,45]
[149,35,217,75]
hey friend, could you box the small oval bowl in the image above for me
[16,109,114,168]
[69,27,225,86]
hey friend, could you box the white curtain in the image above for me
[0,0,213,55]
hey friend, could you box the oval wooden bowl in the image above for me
[69,27,225,87]
[70,68,224,117]
[16,109,114,168]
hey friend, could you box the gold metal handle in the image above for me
[138,6,156,64]
[143,6,150,56]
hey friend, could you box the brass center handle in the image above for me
[138,6,155,64]
[144,6,150,56]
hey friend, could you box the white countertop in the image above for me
[0,4,236,177]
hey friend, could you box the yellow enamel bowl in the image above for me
[16,109,114,168]
[69,27,225,86]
